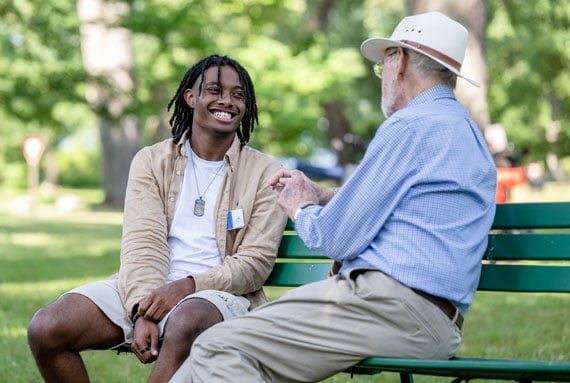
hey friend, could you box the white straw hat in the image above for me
[360,11,480,87]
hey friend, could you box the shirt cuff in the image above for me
[294,204,313,221]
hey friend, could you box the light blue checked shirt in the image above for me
[295,85,497,314]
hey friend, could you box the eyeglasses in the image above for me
[373,48,399,79]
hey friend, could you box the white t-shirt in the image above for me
[166,141,226,282]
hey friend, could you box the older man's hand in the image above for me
[269,169,320,220]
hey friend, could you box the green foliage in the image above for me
[0,162,27,189]
[0,0,86,132]
[0,0,96,189]
[121,0,387,161]
[1,0,570,188]
[56,148,101,189]
[488,0,570,163]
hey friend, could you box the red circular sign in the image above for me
[22,135,46,165]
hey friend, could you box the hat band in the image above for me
[402,40,461,71]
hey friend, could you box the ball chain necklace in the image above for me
[190,150,224,217]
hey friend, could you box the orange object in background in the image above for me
[495,167,527,203]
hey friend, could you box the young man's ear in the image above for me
[184,89,195,108]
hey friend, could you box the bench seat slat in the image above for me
[349,357,570,381]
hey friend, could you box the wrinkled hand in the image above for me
[132,317,160,363]
[269,169,320,220]
[137,277,195,322]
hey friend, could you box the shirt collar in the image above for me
[407,85,455,108]
[177,131,241,173]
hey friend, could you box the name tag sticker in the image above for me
[227,208,245,230]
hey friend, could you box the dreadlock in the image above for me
[167,54,258,148]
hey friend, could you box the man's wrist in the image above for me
[132,312,141,327]
[130,303,139,321]
[186,275,196,294]
[294,203,314,221]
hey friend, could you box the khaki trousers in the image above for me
[170,269,462,383]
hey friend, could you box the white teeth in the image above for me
[213,111,232,120]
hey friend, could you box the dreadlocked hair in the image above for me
[167,54,258,148]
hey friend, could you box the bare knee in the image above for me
[162,299,223,346]
[28,304,67,354]
[28,293,120,355]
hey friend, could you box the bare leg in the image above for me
[27,293,124,383]
[147,298,223,383]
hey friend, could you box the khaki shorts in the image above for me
[65,279,250,349]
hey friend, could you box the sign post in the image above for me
[22,135,47,207]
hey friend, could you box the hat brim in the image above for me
[360,37,480,87]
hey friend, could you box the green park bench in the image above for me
[268,201,570,382]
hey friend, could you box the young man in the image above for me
[171,12,497,383]
[27,55,287,383]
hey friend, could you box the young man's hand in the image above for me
[138,277,196,322]
[132,317,160,363]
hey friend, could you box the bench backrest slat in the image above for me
[479,264,570,292]
[493,202,570,229]
[485,233,570,261]
[265,262,331,287]
[278,235,328,259]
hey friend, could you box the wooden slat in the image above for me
[287,203,570,231]
[265,262,332,287]
[278,235,328,259]
[282,233,570,262]
[478,264,570,292]
[493,202,570,229]
[485,233,570,261]
[287,203,570,230]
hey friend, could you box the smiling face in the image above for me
[184,65,246,140]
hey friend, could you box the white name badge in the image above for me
[227,208,245,230]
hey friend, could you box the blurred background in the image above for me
[1,0,569,209]
[2,1,570,382]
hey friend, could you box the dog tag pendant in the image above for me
[194,197,205,216]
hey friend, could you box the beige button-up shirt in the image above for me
[117,133,287,317]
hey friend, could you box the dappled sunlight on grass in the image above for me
[1,277,108,298]
[6,231,64,248]
[34,209,124,225]
[460,292,570,361]
[0,326,26,340]
[0,197,126,383]
[1,210,122,284]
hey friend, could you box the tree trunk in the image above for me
[546,93,562,180]
[77,0,141,208]
[315,0,353,166]
[324,101,351,165]
[407,0,490,132]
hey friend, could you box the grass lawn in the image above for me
[1,186,569,382]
